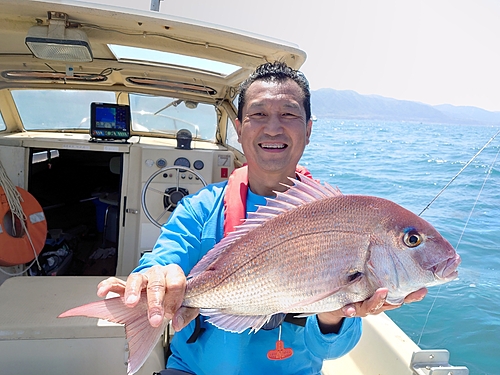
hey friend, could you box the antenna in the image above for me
[150,0,163,12]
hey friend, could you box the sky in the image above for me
[88,0,500,112]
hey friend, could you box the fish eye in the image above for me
[403,231,422,247]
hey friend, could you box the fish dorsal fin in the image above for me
[188,174,342,278]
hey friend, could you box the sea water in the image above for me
[300,119,500,375]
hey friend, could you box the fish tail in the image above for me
[58,294,166,375]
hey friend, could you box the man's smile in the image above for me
[259,142,288,150]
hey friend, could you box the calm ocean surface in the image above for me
[300,118,499,375]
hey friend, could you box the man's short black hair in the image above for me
[237,61,311,122]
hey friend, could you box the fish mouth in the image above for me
[433,253,461,280]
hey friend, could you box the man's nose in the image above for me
[263,114,284,136]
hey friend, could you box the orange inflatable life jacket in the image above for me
[0,186,47,266]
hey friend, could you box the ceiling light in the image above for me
[25,12,93,62]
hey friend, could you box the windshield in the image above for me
[12,90,114,130]
[129,94,217,141]
[11,90,218,141]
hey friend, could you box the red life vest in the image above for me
[223,165,313,237]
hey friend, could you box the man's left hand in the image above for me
[316,287,428,334]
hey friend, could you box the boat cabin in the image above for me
[0,0,305,280]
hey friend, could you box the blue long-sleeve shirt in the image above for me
[135,181,362,375]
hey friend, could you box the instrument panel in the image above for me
[140,148,233,184]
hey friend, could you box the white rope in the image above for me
[0,261,37,276]
[0,160,41,275]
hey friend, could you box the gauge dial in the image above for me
[174,157,190,169]
[156,158,167,168]
[193,160,204,170]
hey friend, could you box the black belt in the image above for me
[187,313,307,344]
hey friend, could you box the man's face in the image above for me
[236,79,312,175]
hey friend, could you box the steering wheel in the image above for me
[141,166,207,227]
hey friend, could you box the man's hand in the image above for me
[317,287,428,334]
[97,264,198,330]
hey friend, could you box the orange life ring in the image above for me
[0,186,47,266]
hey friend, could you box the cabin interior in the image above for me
[27,148,123,277]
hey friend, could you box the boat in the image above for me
[0,1,468,374]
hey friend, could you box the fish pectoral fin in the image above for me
[59,293,165,375]
[284,287,345,311]
[200,309,276,334]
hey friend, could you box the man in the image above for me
[98,62,426,374]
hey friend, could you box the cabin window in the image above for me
[108,45,240,76]
[225,117,242,153]
[0,111,5,131]
[227,94,242,152]
[11,90,115,130]
[129,94,218,141]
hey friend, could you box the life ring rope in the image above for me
[0,160,43,273]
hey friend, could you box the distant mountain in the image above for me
[311,88,500,125]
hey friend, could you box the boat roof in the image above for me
[0,0,306,105]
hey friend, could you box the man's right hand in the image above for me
[97,264,199,330]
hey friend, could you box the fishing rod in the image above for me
[418,127,500,217]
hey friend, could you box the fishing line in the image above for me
[418,127,500,217]
[417,284,440,346]
[417,128,500,346]
[455,145,500,249]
